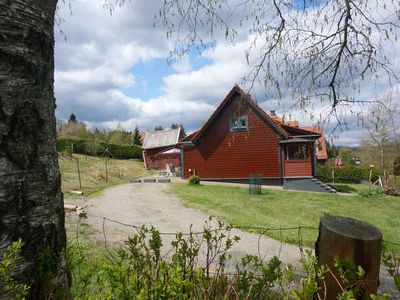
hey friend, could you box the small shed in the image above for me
[142,128,182,170]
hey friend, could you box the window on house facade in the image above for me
[286,144,309,160]
[230,116,248,131]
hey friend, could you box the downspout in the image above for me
[180,144,184,179]
[278,144,283,185]
[312,143,317,177]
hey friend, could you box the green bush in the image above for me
[0,239,30,299]
[317,165,380,184]
[56,138,142,160]
[316,165,333,183]
[67,222,393,299]
[335,166,364,183]
[358,188,384,198]
[188,175,200,185]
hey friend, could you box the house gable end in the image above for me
[191,85,289,143]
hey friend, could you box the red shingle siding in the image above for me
[284,160,312,177]
[144,148,180,170]
[183,96,281,179]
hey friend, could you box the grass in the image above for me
[171,183,400,252]
[59,154,154,198]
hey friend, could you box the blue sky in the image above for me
[54,0,400,146]
[123,54,212,100]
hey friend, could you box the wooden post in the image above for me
[105,157,108,182]
[76,157,82,190]
[315,216,382,299]
[369,169,373,188]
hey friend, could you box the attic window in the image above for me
[230,116,248,131]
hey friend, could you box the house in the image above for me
[179,85,335,193]
[142,128,183,170]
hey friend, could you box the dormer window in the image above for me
[230,116,248,131]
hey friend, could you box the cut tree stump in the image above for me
[315,215,382,299]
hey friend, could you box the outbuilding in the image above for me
[143,128,183,170]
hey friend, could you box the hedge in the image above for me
[57,138,142,160]
[316,164,380,184]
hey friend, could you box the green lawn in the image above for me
[59,154,154,197]
[171,184,400,252]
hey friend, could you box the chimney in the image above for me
[270,110,276,116]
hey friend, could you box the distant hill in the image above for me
[335,146,359,151]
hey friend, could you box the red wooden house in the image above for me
[179,85,335,193]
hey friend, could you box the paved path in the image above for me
[65,182,399,298]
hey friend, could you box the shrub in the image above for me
[335,166,364,183]
[56,138,142,160]
[67,222,393,299]
[188,175,200,185]
[0,239,30,299]
[316,165,333,183]
[358,188,384,198]
[317,165,380,184]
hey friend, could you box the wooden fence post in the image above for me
[76,157,82,190]
[105,157,108,182]
[315,215,382,299]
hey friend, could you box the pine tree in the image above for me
[132,125,142,146]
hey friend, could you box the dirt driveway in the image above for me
[64,182,399,297]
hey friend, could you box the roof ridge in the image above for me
[191,84,290,141]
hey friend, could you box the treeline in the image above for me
[57,114,187,146]
[357,140,400,175]
[57,138,142,160]
[57,114,142,146]
[56,114,188,160]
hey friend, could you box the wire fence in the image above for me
[74,211,400,261]
[70,211,400,297]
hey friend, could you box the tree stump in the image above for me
[315,216,382,299]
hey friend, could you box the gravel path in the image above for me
[65,182,399,298]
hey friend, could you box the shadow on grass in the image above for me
[329,184,357,193]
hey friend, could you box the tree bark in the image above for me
[0,0,70,298]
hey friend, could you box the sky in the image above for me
[54,0,400,146]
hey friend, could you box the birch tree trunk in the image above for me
[0,0,70,298]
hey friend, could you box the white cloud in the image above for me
[54,0,400,147]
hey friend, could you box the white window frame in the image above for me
[230,116,248,131]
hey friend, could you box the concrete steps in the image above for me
[284,178,337,194]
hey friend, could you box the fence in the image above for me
[72,212,400,281]
[69,212,400,299]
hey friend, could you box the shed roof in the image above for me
[143,128,181,150]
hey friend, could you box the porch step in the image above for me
[283,178,337,194]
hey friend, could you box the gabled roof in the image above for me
[143,128,181,150]
[140,131,148,143]
[179,130,198,143]
[190,85,290,141]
